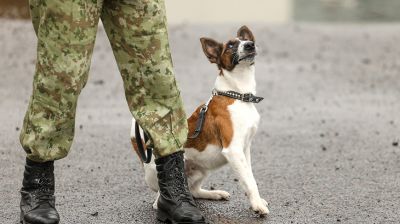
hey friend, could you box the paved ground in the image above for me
[1,20,400,224]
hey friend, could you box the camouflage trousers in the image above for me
[20,0,188,162]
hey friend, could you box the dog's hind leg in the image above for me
[189,169,230,200]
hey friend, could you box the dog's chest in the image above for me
[228,100,260,134]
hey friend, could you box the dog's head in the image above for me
[200,25,256,74]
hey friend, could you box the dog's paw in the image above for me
[261,198,269,206]
[210,190,230,200]
[192,189,231,200]
[152,200,158,210]
[250,199,270,216]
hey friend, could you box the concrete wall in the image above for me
[0,0,291,22]
[294,0,400,22]
[165,0,292,24]
[2,0,400,23]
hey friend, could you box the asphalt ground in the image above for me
[1,20,400,223]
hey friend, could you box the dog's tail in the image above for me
[130,119,158,192]
[130,118,146,164]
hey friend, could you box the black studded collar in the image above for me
[213,89,264,103]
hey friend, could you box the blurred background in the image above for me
[2,0,400,23]
[1,0,400,224]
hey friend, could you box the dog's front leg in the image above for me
[244,141,268,207]
[222,148,269,215]
[244,126,258,173]
[152,191,160,210]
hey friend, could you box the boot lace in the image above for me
[169,161,193,203]
[31,174,55,206]
[37,188,54,205]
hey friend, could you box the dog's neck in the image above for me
[215,64,256,94]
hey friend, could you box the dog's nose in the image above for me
[244,42,255,51]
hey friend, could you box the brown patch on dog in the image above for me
[185,96,235,151]
[219,39,240,72]
[131,137,144,164]
[200,37,222,64]
[131,96,234,157]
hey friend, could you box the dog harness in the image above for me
[188,89,264,139]
[135,89,264,162]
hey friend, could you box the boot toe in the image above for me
[181,214,205,223]
[175,206,205,223]
[24,208,59,224]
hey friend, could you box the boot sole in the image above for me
[157,209,206,224]
[21,221,32,224]
[20,212,59,224]
[21,219,59,224]
[20,212,28,224]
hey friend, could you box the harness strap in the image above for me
[135,122,153,163]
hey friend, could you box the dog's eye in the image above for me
[228,43,234,49]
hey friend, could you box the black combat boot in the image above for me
[20,158,60,224]
[155,151,206,224]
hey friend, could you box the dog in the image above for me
[130,25,269,216]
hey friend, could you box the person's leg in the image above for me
[101,0,188,158]
[21,0,102,162]
[20,0,103,223]
[101,0,205,222]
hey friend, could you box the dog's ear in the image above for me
[200,37,222,64]
[237,25,255,42]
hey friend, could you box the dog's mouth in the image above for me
[238,52,257,62]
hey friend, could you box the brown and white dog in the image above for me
[131,26,269,216]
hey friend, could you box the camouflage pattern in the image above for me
[20,0,188,162]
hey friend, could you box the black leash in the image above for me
[188,94,214,139]
[134,122,153,163]
[188,89,263,139]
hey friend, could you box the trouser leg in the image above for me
[100,2,205,222]
[20,0,103,162]
[101,0,188,158]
